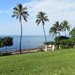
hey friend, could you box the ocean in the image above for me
[0,35,54,51]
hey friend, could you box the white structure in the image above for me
[52,45,55,51]
[44,44,55,51]
[44,45,47,51]
[48,44,52,50]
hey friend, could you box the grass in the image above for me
[0,48,75,75]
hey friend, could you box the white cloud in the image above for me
[22,0,75,35]
[0,0,75,35]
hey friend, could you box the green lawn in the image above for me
[0,48,75,75]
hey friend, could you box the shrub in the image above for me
[54,36,70,49]
[0,38,4,48]
[44,41,55,45]
[60,39,73,49]
[0,37,13,53]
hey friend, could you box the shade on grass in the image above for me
[0,48,75,75]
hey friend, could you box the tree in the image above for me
[36,11,49,42]
[0,38,4,48]
[61,20,70,36]
[59,39,73,49]
[3,37,13,53]
[12,4,29,53]
[69,27,75,43]
[49,21,62,49]
[49,25,58,37]
[49,21,63,40]
[69,27,75,37]
[54,21,63,36]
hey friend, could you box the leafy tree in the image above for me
[12,4,29,53]
[69,27,75,43]
[61,20,70,36]
[69,27,75,37]
[55,36,69,40]
[60,39,73,49]
[3,37,13,53]
[0,38,4,48]
[44,41,54,45]
[36,11,49,42]
[54,36,70,49]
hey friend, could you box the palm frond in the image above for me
[36,20,40,25]
[13,7,18,11]
[12,15,15,17]
[23,7,27,10]
[36,11,49,25]
[17,4,22,11]
[12,4,29,22]
[22,15,27,22]
[22,11,29,16]
[44,18,49,21]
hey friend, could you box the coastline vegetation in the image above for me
[0,37,13,52]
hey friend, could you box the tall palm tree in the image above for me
[61,20,70,36]
[12,4,29,53]
[36,11,49,42]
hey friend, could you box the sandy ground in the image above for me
[12,47,44,54]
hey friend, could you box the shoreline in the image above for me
[0,45,53,55]
[13,48,44,54]
[0,47,44,55]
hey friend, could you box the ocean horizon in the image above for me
[0,35,54,52]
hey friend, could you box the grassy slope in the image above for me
[0,48,75,75]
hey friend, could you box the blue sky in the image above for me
[0,0,75,36]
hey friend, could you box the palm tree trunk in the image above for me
[42,25,48,51]
[42,25,47,42]
[57,32,60,49]
[55,34,57,48]
[59,32,61,49]
[65,30,66,36]
[19,19,22,53]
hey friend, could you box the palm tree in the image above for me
[49,21,62,37]
[12,4,29,53]
[49,25,57,37]
[49,24,59,45]
[49,21,62,49]
[54,21,63,36]
[36,11,49,42]
[61,20,70,36]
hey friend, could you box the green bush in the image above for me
[0,37,13,52]
[44,41,55,45]
[0,38,4,48]
[54,36,69,44]
[60,39,73,49]
[54,36,72,49]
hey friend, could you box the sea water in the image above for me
[0,35,54,51]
